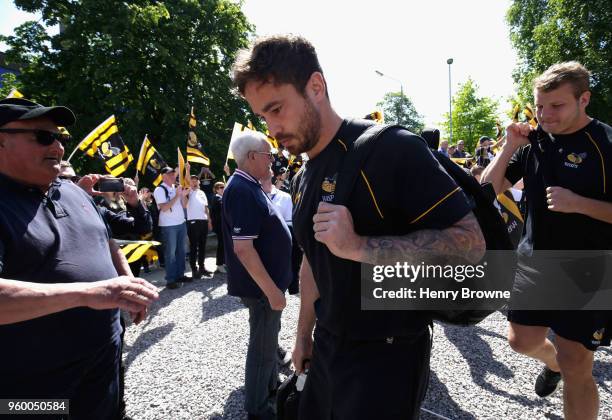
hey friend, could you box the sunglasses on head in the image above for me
[0,128,72,147]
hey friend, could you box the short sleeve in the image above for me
[505,145,528,186]
[224,184,266,240]
[373,129,471,229]
[153,186,168,206]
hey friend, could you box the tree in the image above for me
[441,78,500,153]
[507,0,611,120]
[0,0,254,182]
[0,73,23,98]
[376,91,424,134]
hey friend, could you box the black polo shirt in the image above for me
[222,169,292,298]
[0,174,121,377]
[292,119,472,340]
[505,119,612,253]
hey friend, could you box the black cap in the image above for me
[161,167,175,174]
[0,98,76,128]
[479,136,491,144]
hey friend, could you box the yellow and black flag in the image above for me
[6,88,24,98]
[186,107,211,167]
[524,104,538,127]
[511,103,521,123]
[364,110,384,124]
[79,115,133,176]
[177,147,190,188]
[116,240,161,264]
[136,135,167,187]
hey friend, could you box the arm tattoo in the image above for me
[362,212,486,266]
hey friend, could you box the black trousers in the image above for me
[187,219,208,272]
[299,325,431,420]
[288,226,302,295]
[214,227,225,266]
[0,338,121,420]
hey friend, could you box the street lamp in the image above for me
[447,58,453,142]
[375,70,404,124]
[375,69,404,97]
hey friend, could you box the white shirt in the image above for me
[187,188,209,221]
[153,183,186,227]
[268,186,293,226]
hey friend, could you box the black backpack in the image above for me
[334,122,516,326]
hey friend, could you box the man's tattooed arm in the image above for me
[357,212,486,266]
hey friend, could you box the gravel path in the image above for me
[124,257,612,420]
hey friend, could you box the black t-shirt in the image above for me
[505,119,612,253]
[0,175,121,377]
[292,119,472,339]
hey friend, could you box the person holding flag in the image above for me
[153,165,190,289]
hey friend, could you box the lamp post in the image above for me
[375,70,404,124]
[447,58,453,142]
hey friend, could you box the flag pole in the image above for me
[66,141,85,163]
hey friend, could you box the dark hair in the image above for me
[420,128,440,150]
[534,61,590,98]
[232,34,327,97]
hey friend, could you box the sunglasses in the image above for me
[0,128,72,147]
[59,175,81,183]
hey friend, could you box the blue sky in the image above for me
[1,0,520,132]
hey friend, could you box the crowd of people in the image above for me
[0,33,610,420]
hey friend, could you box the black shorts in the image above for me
[298,324,431,420]
[507,310,612,351]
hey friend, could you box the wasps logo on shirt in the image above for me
[321,174,337,202]
[565,152,587,168]
[593,328,605,343]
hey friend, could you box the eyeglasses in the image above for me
[252,151,274,159]
[0,128,72,147]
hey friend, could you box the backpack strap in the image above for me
[527,125,557,187]
[333,123,403,206]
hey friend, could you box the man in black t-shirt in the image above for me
[482,62,612,420]
[232,35,486,420]
[0,98,159,420]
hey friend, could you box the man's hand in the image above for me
[313,202,364,260]
[292,335,313,374]
[504,122,533,150]
[266,287,286,311]
[547,186,580,213]
[130,307,148,325]
[82,276,159,315]
[77,174,104,196]
[208,220,213,231]
[124,182,139,207]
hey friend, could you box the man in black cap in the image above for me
[0,98,159,420]
[475,136,494,167]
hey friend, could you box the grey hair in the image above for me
[230,131,269,167]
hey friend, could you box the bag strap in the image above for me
[527,125,557,187]
[332,123,403,206]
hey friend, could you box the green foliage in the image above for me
[376,91,424,134]
[441,78,500,153]
[507,0,611,120]
[0,73,23,97]
[0,0,254,185]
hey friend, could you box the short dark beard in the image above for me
[278,96,321,155]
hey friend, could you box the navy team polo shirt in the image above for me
[222,169,292,298]
[0,173,121,378]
